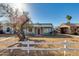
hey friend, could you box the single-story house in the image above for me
[23,23,54,35]
[59,23,79,34]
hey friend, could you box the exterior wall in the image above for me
[0,26,14,34]
[24,27,53,35]
[76,27,79,34]
[43,27,52,34]
[3,26,14,34]
[23,29,27,35]
[24,27,33,35]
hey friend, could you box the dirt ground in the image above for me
[0,34,79,56]
[29,35,79,56]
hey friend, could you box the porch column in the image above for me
[36,27,38,35]
[40,27,41,34]
[32,27,35,33]
[26,27,29,34]
[68,27,71,34]
[35,27,37,34]
[41,27,42,34]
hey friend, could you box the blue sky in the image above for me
[26,3,79,27]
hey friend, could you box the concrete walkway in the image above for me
[59,34,79,38]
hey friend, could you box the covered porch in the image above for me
[60,25,71,34]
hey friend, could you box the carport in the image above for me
[60,27,69,34]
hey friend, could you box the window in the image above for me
[6,27,10,32]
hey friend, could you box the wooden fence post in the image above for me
[64,40,67,56]
[27,40,29,55]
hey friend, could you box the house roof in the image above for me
[33,23,53,27]
[33,23,52,25]
[60,23,79,27]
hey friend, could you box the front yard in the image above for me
[29,34,79,56]
[0,34,79,56]
[0,34,19,48]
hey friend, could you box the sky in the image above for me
[26,3,79,27]
[0,3,79,27]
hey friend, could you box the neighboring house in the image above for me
[59,23,79,34]
[23,23,54,35]
[0,23,14,34]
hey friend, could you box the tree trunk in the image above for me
[15,20,29,41]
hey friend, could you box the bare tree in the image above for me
[0,3,31,41]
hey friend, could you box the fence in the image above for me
[0,40,79,55]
